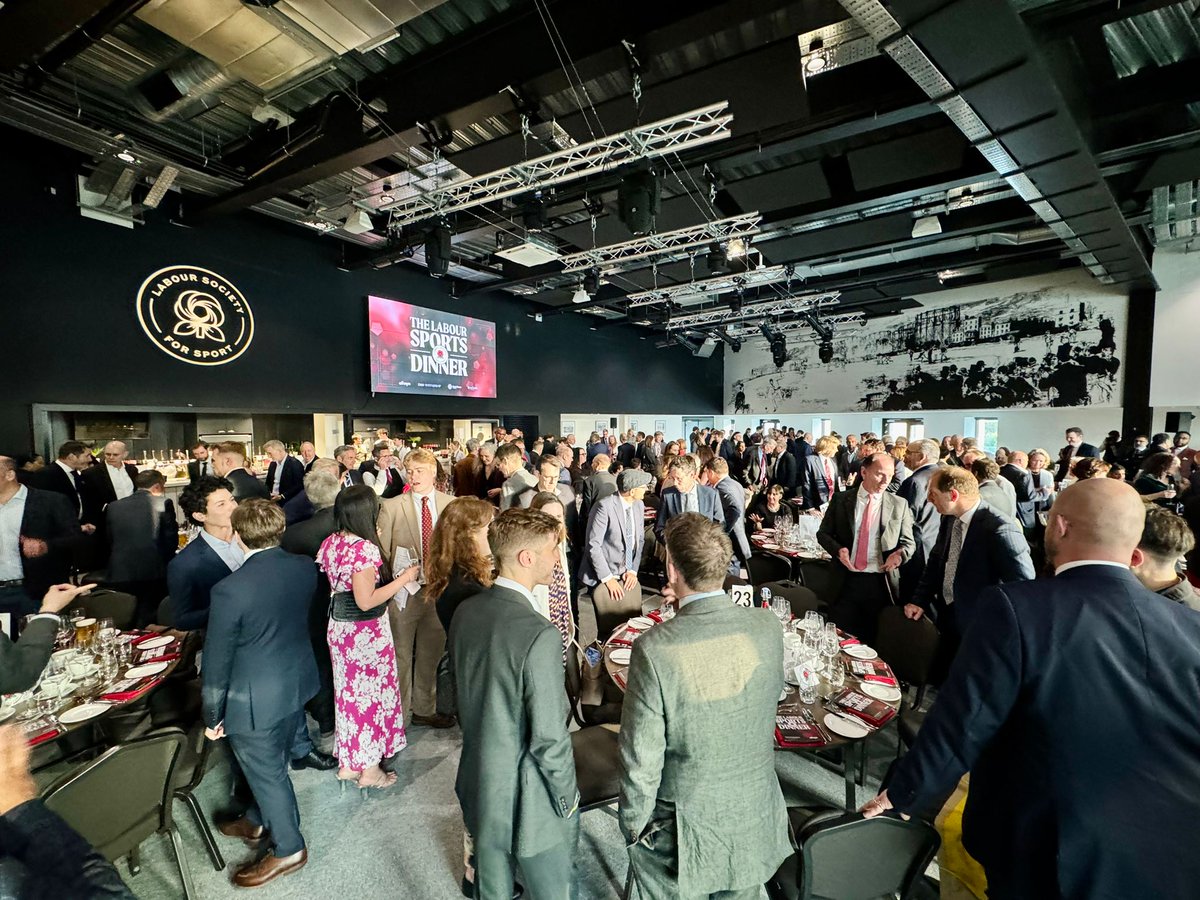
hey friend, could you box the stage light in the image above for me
[726,237,747,258]
[707,241,728,273]
[115,149,137,164]
[730,338,742,353]
[818,339,834,364]
[583,268,600,296]
[572,287,590,304]
[618,169,660,235]
[771,336,788,368]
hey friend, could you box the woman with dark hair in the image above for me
[1133,452,1184,508]
[317,485,418,795]
[747,484,791,532]
[1107,462,1126,482]
[1071,457,1111,481]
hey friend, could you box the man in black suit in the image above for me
[280,469,340,740]
[169,476,242,632]
[105,469,178,626]
[450,509,579,898]
[262,441,304,504]
[867,478,1200,899]
[999,450,1037,531]
[211,443,269,502]
[29,440,92,524]
[81,441,140,528]
[817,452,915,642]
[767,439,798,500]
[186,441,213,482]
[897,439,944,601]
[0,456,81,619]
[298,441,318,475]
[904,466,1034,673]
[281,458,340,527]
[334,445,364,488]
[202,500,318,889]
[1053,425,1101,482]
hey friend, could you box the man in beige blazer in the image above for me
[378,448,455,728]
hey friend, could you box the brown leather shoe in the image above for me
[233,848,308,888]
[218,817,268,847]
[411,713,456,729]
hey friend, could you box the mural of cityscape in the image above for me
[725,276,1127,413]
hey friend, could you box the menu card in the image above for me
[135,641,180,664]
[830,688,897,728]
[101,676,164,703]
[847,658,898,686]
[774,713,825,748]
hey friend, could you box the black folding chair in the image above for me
[768,809,940,900]
[748,552,793,588]
[760,580,826,617]
[155,721,227,871]
[64,589,137,630]
[41,728,194,898]
[874,606,941,756]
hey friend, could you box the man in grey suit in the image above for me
[619,513,791,899]
[700,457,751,575]
[817,452,915,643]
[450,508,579,900]
[579,470,651,639]
[105,469,178,626]
[654,456,725,547]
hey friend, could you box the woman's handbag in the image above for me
[328,590,388,622]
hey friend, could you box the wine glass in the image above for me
[771,595,791,627]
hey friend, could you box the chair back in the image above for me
[798,813,940,900]
[65,590,137,630]
[874,606,940,688]
[42,729,185,862]
[796,559,843,607]
[761,580,825,617]
[748,552,793,587]
[156,595,174,628]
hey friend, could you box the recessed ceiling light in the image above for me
[804,53,828,74]
[379,194,394,204]
[115,149,137,164]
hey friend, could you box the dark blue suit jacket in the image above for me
[201,547,318,734]
[913,501,1034,636]
[165,534,234,631]
[654,484,725,545]
[801,455,841,509]
[265,455,305,502]
[713,476,751,565]
[889,565,1200,898]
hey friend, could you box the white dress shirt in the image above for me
[107,463,134,501]
[200,530,245,572]
[411,489,440,542]
[495,576,541,614]
[0,485,28,582]
[1054,560,1129,576]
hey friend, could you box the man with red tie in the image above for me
[817,452,915,643]
[378,449,455,729]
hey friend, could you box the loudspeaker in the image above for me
[617,170,660,235]
[1165,411,1194,433]
[424,226,451,277]
[610,417,618,428]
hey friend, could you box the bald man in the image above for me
[998,449,1036,530]
[865,479,1200,900]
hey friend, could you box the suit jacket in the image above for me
[616,441,637,468]
[281,489,314,526]
[713,476,751,565]
[29,463,83,519]
[888,566,1200,898]
[80,463,141,526]
[225,468,269,502]
[768,451,798,499]
[636,443,660,475]
[802,454,842,509]
[500,468,539,510]
[579,493,645,587]
[816,486,915,598]
[579,471,618,525]
[339,468,364,488]
[165,534,235,631]
[17,487,79,602]
[897,463,943,566]
[201,547,318,734]
[978,478,1018,521]
[301,457,318,474]
[913,501,1034,636]
[450,584,577,857]
[999,464,1036,528]
[654,485,725,545]
[1054,442,1101,481]
[378,490,455,574]
[104,491,177,583]
[0,617,58,693]
[187,459,216,482]
[618,595,791,894]
[280,507,336,559]
[743,446,770,487]
[265,455,305,502]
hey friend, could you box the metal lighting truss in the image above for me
[377,102,734,228]
[626,262,820,308]
[734,310,865,342]
[558,212,761,272]
[664,291,840,330]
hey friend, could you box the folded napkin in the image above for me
[22,715,63,746]
[611,670,627,690]
[101,676,164,703]
[861,673,899,687]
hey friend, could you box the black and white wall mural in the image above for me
[725,272,1127,414]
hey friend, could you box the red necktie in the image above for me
[548,556,572,657]
[420,496,433,562]
[823,459,834,493]
[853,493,878,571]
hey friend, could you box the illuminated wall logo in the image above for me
[136,266,254,366]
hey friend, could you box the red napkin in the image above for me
[101,676,164,703]
[839,637,861,648]
[28,726,63,747]
[22,716,63,746]
[862,674,899,687]
[611,670,627,690]
[774,727,824,749]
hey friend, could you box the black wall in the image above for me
[0,129,722,452]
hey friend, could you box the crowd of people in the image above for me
[2,419,1200,898]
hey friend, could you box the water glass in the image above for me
[798,672,818,705]
[827,659,845,690]
[771,595,791,626]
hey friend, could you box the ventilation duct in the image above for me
[273,0,458,55]
[131,56,235,123]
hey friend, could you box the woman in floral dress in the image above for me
[318,485,418,793]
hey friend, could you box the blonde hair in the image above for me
[405,448,438,469]
[815,435,840,456]
[930,466,980,499]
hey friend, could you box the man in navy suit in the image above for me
[867,478,1200,899]
[654,456,725,548]
[1053,426,1101,483]
[202,500,318,889]
[897,439,944,601]
[999,450,1037,530]
[701,457,751,575]
[904,466,1034,674]
[334,445,364,488]
[263,441,304,503]
[168,476,243,632]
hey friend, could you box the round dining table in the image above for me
[2,630,184,749]
[602,610,902,809]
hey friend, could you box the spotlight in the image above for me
[771,336,788,368]
[804,39,830,75]
[730,292,744,315]
[522,193,549,231]
[583,268,600,296]
[572,287,590,304]
[759,322,777,342]
[425,223,451,277]
[707,241,728,273]
[534,313,543,322]
[726,237,748,259]
[730,339,742,353]
[818,340,834,364]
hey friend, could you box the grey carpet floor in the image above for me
[36,720,894,900]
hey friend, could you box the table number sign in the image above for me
[730,584,753,607]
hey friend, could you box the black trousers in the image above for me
[228,710,306,857]
[828,571,892,644]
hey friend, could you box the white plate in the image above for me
[135,635,173,650]
[59,703,110,724]
[823,712,870,739]
[843,644,878,660]
[124,661,168,679]
[51,649,75,662]
[627,616,655,630]
[609,647,632,665]
[860,682,903,703]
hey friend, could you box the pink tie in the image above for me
[853,493,878,571]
